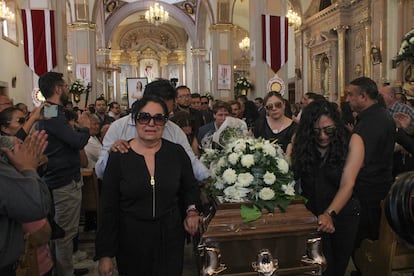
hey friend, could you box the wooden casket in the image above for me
[198,202,324,276]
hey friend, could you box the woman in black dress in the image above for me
[292,100,360,276]
[96,95,201,276]
[252,91,296,153]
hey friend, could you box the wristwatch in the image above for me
[325,209,337,218]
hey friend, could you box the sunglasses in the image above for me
[313,126,336,137]
[136,112,168,126]
[201,102,209,105]
[265,102,283,110]
[8,117,26,125]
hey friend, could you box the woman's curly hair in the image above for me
[292,100,348,182]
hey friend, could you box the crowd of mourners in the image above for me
[1,72,412,276]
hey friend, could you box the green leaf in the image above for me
[275,198,290,212]
[240,204,262,222]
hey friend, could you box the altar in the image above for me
[198,202,324,276]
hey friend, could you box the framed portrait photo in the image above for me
[2,1,17,45]
[217,64,231,90]
[127,77,148,108]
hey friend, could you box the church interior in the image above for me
[0,0,413,108]
[1,0,414,276]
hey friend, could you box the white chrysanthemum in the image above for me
[228,152,239,165]
[258,187,275,200]
[277,158,289,174]
[222,168,237,184]
[262,143,276,157]
[233,139,247,152]
[217,156,227,168]
[282,181,296,196]
[237,172,254,187]
[263,171,276,185]
[254,141,263,150]
[241,154,255,168]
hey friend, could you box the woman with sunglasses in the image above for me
[0,105,44,140]
[96,95,201,276]
[251,91,296,153]
[292,100,360,276]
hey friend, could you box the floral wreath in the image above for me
[69,80,85,95]
[395,28,414,64]
[235,76,252,90]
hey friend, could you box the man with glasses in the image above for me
[174,86,204,131]
[95,79,209,182]
[36,71,91,276]
[200,96,214,124]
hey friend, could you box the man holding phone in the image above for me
[36,72,90,276]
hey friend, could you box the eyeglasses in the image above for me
[8,117,26,125]
[177,94,191,99]
[136,112,168,126]
[265,102,283,110]
[201,101,209,105]
[313,126,336,137]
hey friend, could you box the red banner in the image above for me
[262,15,288,73]
[22,9,56,76]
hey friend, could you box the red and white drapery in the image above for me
[262,14,288,73]
[22,9,56,76]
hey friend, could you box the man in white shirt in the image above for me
[95,79,209,181]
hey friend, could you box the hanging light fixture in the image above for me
[0,0,15,22]
[239,36,250,52]
[145,2,169,26]
[286,9,301,27]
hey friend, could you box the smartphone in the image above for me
[43,105,58,118]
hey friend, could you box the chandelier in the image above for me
[145,2,169,26]
[0,0,15,22]
[239,36,250,52]
[286,9,301,27]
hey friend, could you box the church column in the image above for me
[295,29,304,99]
[67,0,97,107]
[363,20,371,77]
[334,25,349,98]
[191,48,208,93]
[210,22,234,100]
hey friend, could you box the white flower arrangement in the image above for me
[70,80,85,95]
[235,76,252,90]
[201,136,297,218]
[395,28,414,64]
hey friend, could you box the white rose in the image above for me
[410,37,414,44]
[222,168,237,184]
[228,152,239,165]
[241,154,255,168]
[277,158,289,174]
[262,143,276,157]
[263,171,276,185]
[282,181,296,196]
[237,172,254,187]
[258,187,275,200]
